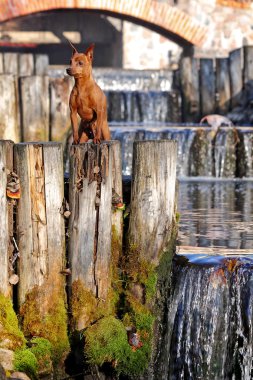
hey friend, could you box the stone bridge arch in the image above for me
[0,0,208,47]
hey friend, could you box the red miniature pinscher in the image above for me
[66,41,110,144]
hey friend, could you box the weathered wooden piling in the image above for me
[243,45,253,84]
[0,53,3,73]
[19,53,34,76]
[14,142,69,366]
[68,142,112,330]
[0,140,14,298]
[199,58,215,116]
[19,76,49,141]
[3,53,19,75]
[128,140,178,265]
[0,75,20,142]
[179,57,200,122]
[35,54,49,75]
[229,48,243,109]
[50,76,72,141]
[216,58,230,114]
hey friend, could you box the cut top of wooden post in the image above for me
[128,140,178,265]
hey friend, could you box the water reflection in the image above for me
[177,179,253,249]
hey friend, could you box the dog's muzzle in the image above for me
[66,68,72,76]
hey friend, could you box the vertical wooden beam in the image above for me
[35,54,49,75]
[229,48,243,109]
[19,76,49,141]
[180,57,200,122]
[199,58,215,116]
[128,140,178,265]
[216,58,231,114]
[0,53,3,73]
[19,54,34,76]
[0,140,14,298]
[14,142,69,365]
[50,76,72,141]
[0,75,20,142]
[68,142,113,330]
[243,45,253,84]
[3,53,19,75]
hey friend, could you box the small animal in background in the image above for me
[66,41,110,144]
[200,114,233,132]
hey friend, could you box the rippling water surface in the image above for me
[177,179,253,249]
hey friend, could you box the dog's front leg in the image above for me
[93,108,102,144]
[70,106,79,145]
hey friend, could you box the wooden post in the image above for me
[19,76,49,141]
[0,53,3,73]
[68,142,113,330]
[111,140,123,263]
[19,54,34,76]
[243,45,253,84]
[0,140,14,298]
[128,140,177,265]
[0,75,20,142]
[35,54,49,75]
[180,57,200,122]
[216,58,231,114]
[14,142,69,365]
[229,48,243,109]
[3,53,19,75]
[199,58,215,116]
[50,76,72,141]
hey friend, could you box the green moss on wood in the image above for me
[29,337,52,375]
[0,293,25,350]
[20,285,69,367]
[14,348,38,380]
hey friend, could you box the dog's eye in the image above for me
[79,61,83,66]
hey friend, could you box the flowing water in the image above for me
[160,180,253,380]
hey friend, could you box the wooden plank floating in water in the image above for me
[177,245,253,256]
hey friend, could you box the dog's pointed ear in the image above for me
[85,44,95,62]
[67,39,78,56]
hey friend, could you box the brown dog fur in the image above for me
[66,42,110,144]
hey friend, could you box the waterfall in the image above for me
[163,255,253,380]
[111,126,253,178]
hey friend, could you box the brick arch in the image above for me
[0,0,208,47]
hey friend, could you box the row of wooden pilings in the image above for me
[0,139,177,378]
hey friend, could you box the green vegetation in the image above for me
[29,337,52,375]
[14,349,38,380]
[0,292,25,350]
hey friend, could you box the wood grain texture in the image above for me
[0,140,13,297]
[229,48,243,109]
[216,58,231,114]
[35,54,49,75]
[180,57,200,122]
[0,53,3,73]
[0,75,20,142]
[243,45,253,84]
[111,140,123,247]
[20,76,49,141]
[50,76,72,142]
[3,53,19,75]
[68,142,113,304]
[19,54,34,76]
[128,140,177,265]
[199,58,215,116]
[14,142,65,305]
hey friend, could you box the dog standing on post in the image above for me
[66,41,110,144]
